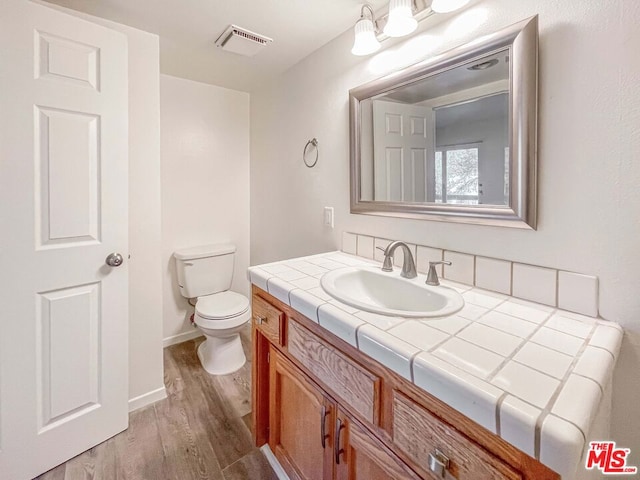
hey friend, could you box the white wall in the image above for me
[161,75,250,344]
[36,1,166,408]
[251,0,640,453]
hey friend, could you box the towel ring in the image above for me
[303,138,319,168]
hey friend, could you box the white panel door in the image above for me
[0,1,129,479]
[373,100,434,202]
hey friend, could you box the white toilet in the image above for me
[173,243,251,375]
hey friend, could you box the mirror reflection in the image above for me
[359,50,510,206]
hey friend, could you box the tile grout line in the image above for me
[532,322,598,460]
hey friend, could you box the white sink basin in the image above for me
[320,266,464,318]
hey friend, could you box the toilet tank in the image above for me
[174,243,236,298]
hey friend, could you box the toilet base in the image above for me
[197,333,246,375]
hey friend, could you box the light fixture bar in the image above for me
[375,0,434,42]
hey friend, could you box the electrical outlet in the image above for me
[323,207,334,228]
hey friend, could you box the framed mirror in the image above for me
[350,16,538,229]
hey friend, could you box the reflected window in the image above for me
[435,146,479,204]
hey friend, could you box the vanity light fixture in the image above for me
[383,0,418,37]
[351,0,472,56]
[430,0,470,14]
[351,4,382,56]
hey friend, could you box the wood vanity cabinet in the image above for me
[252,286,559,480]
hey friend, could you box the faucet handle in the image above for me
[429,261,452,267]
[376,246,394,272]
[426,261,451,286]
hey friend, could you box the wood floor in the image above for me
[36,327,277,480]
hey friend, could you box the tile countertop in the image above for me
[247,251,623,479]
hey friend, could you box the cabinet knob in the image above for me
[255,315,266,325]
[428,449,450,478]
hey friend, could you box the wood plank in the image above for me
[222,449,279,480]
[170,340,256,471]
[113,406,167,480]
[154,388,225,480]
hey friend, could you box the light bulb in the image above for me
[431,0,470,14]
[383,0,417,37]
[351,17,381,56]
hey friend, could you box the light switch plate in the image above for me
[324,206,334,228]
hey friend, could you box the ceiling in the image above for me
[44,0,389,92]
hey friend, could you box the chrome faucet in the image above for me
[425,261,451,286]
[378,241,417,279]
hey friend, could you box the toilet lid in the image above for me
[196,292,250,320]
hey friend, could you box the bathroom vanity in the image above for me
[249,252,622,480]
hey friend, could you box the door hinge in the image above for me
[267,351,270,363]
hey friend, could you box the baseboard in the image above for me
[128,386,167,412]
[163,328,204,348]
[260,444,290,480]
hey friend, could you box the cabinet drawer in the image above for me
[252,295,283,345]
[287,320,380,424]
[392,391,522,480]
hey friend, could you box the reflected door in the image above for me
[372,100,434,202]
[0,1,129,478]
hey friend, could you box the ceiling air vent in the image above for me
[215,25,273,57]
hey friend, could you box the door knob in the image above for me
[105,253,124,267]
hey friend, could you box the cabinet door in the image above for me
[269,347,334,480]
[335,410,421,480]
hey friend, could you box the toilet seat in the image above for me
[194,291,251,330]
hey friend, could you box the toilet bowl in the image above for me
[193,291,251,375]
[173,243,250,376]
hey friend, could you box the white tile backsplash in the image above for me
[341,231,601,317]
[475,257,512,294]
[443,251,475,285]
[356,235,374,259]
[342,232,357,255]
[558,271,598,317]
[373,238,391,262]
[416,246,444,275]
[393,243,417,268]
[512,263,557,306]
